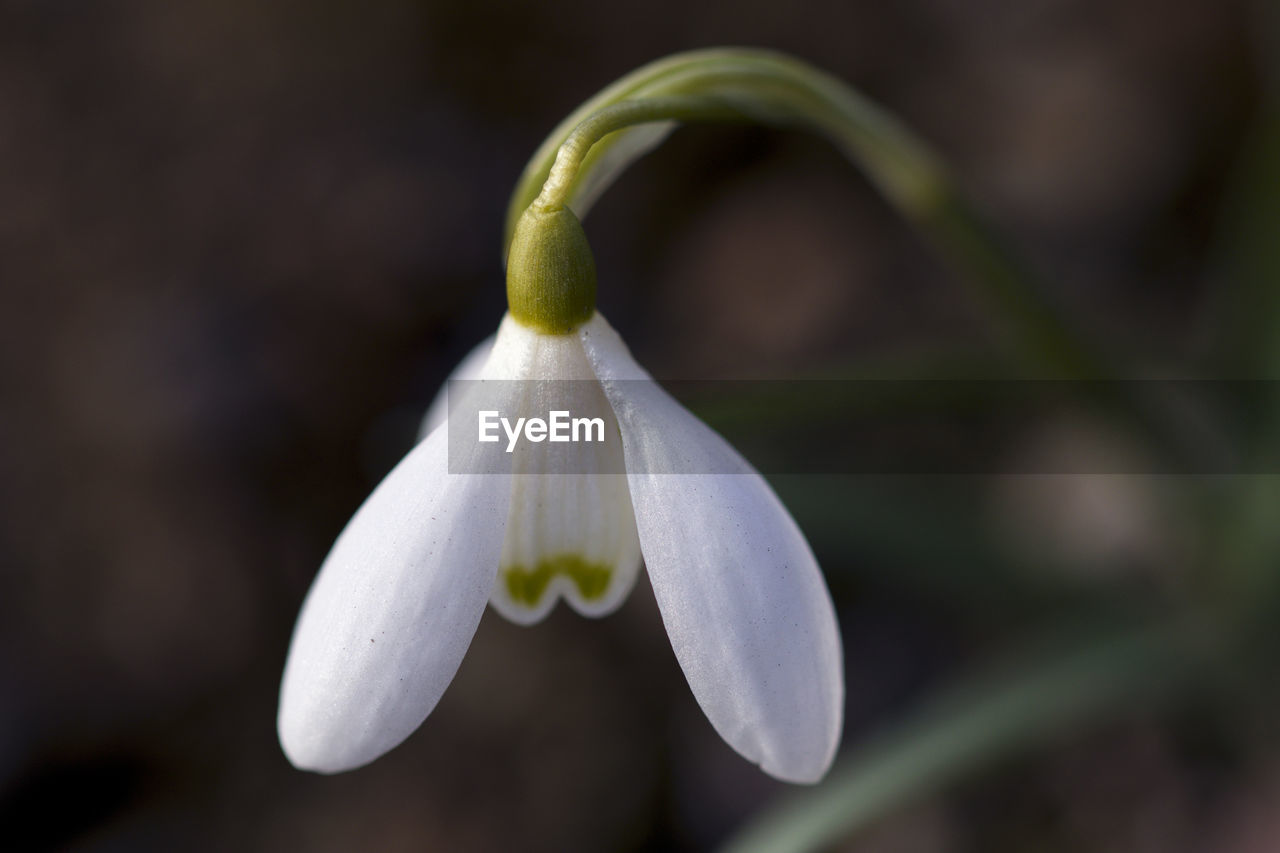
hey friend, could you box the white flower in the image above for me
[279,313,843,783]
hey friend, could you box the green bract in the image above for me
[506,204,597,334]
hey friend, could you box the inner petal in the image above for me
[488,327,642,625]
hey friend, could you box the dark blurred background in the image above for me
[1,0,1276,850]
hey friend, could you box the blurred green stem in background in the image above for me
[1207,102,1280,616]
[507,48,1103,379]
[722,618,1203,853]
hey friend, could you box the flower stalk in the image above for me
[507,48,1103,380]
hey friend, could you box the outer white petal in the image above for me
[579,313,844,783]
[419,333,496,441]
[278,326,530,773]
[277,425,510,772]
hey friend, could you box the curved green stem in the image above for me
[506,48,1103,379]
[532,97,745,211]
[506,49,946,248]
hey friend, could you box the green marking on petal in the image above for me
[503,554,614,607]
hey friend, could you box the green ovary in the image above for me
[503,554,613,607]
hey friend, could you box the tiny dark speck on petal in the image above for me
[370,638,375,643]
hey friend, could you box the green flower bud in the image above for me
[506,204,597,334]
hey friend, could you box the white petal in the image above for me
[419,333,496,441]
[579,313,844,783]
[278,328,530,773]
[484,318,642,624]
[277,425,510,772]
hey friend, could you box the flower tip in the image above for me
[760,747,836,786]
[276,702,356,775]
[746,696,842,784]
[277,696,396,775]
[277,717,325,774]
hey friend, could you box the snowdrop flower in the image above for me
[278,205,844,784]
